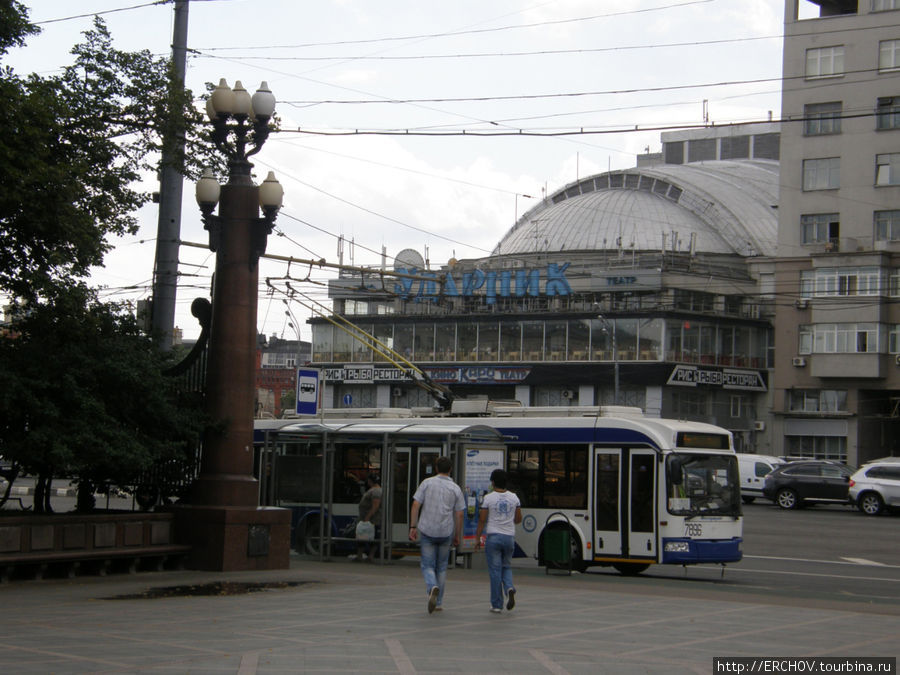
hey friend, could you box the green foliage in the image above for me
[0,6,217,509]
[0,284,206,495]
[0,10,218,301]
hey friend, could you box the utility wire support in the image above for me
[151,0,189,351]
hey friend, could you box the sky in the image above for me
[6,0,791,342]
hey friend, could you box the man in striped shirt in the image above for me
[408,456,465,614]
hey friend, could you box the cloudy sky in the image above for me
[7,0,792,340]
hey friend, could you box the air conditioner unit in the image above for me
[792,357,807,367]
[753,420,766,431]
[561,388,575,399]
[795,298,809,309]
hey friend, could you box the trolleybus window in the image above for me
[666,453,740,517]
[506,445,588,509]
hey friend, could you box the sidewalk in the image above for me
[1,555,898,674]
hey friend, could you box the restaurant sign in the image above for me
[667,365,766,391]
[324,365,531,385]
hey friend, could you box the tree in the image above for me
[0,4,215,511]
[0,284,206,512]
[0,5,219,302]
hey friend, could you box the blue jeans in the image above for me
[485,533,515,609]
[419,532,452,606]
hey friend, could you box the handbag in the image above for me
[355,520,375,541]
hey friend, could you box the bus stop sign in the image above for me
[296,368,321,416]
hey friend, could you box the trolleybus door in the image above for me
[592,448,657,560]
[390,447,440,543]
[628,450,656,559]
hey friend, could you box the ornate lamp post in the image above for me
[177,79,290,571]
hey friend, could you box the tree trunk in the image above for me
[33,474,52,513]
[76,480,96,512]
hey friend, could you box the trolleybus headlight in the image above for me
[664,541,691,553]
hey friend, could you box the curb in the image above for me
[10,486,78,497]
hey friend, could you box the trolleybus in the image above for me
[255,406,742,575]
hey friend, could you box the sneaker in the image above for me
[434,606,443,612]
[427,587,439,614]
[347,554,359,562]
[490,607,502,613]
[506,589,516,611]
[361,553,369,561]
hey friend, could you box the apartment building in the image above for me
[774,0,900,464]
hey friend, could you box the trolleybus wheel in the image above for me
[300,517,324,556]
[612,562,650,576]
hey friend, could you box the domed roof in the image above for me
[495,159,779,258]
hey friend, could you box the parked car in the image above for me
[762,460,855,510]
[737,453,785,504]
[848,457,900,516]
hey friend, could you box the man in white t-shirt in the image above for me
[475,469,522,613]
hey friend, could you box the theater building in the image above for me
[310,126,780,453]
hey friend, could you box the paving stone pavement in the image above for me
[1,555,898,674]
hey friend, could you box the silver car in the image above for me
[848,457,900,516]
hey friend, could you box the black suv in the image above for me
[762,460,855,510]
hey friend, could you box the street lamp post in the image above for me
[176,79,290,571]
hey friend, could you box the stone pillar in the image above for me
[175,179,290,571]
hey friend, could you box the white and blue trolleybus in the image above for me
[255,405,742,575]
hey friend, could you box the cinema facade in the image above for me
[310,126,780,454]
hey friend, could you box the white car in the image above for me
[737,453,785,504]
[848,457,900,516]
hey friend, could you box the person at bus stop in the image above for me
[349,473,382,562]
[409,456,465,614]
[475,469,522,613]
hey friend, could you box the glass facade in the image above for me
[312,317,767,367]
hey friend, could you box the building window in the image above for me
[799,267,882,296]
[785,436,847,462]
[730,395,743,418]
[800,213,839,243]
[876,210,900,240]
[810,323,881,353]
[879,39,900,72]
[890,324,900,352]
[804,102,841,135]
[803,158,840,190]
[891,270,900,296]
[805,46,844,78]
[788,389,848,413]
[876,97,900,130]
[874,0,900,10]
[876,153,900,185]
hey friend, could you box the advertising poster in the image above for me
[460,447,504,553]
